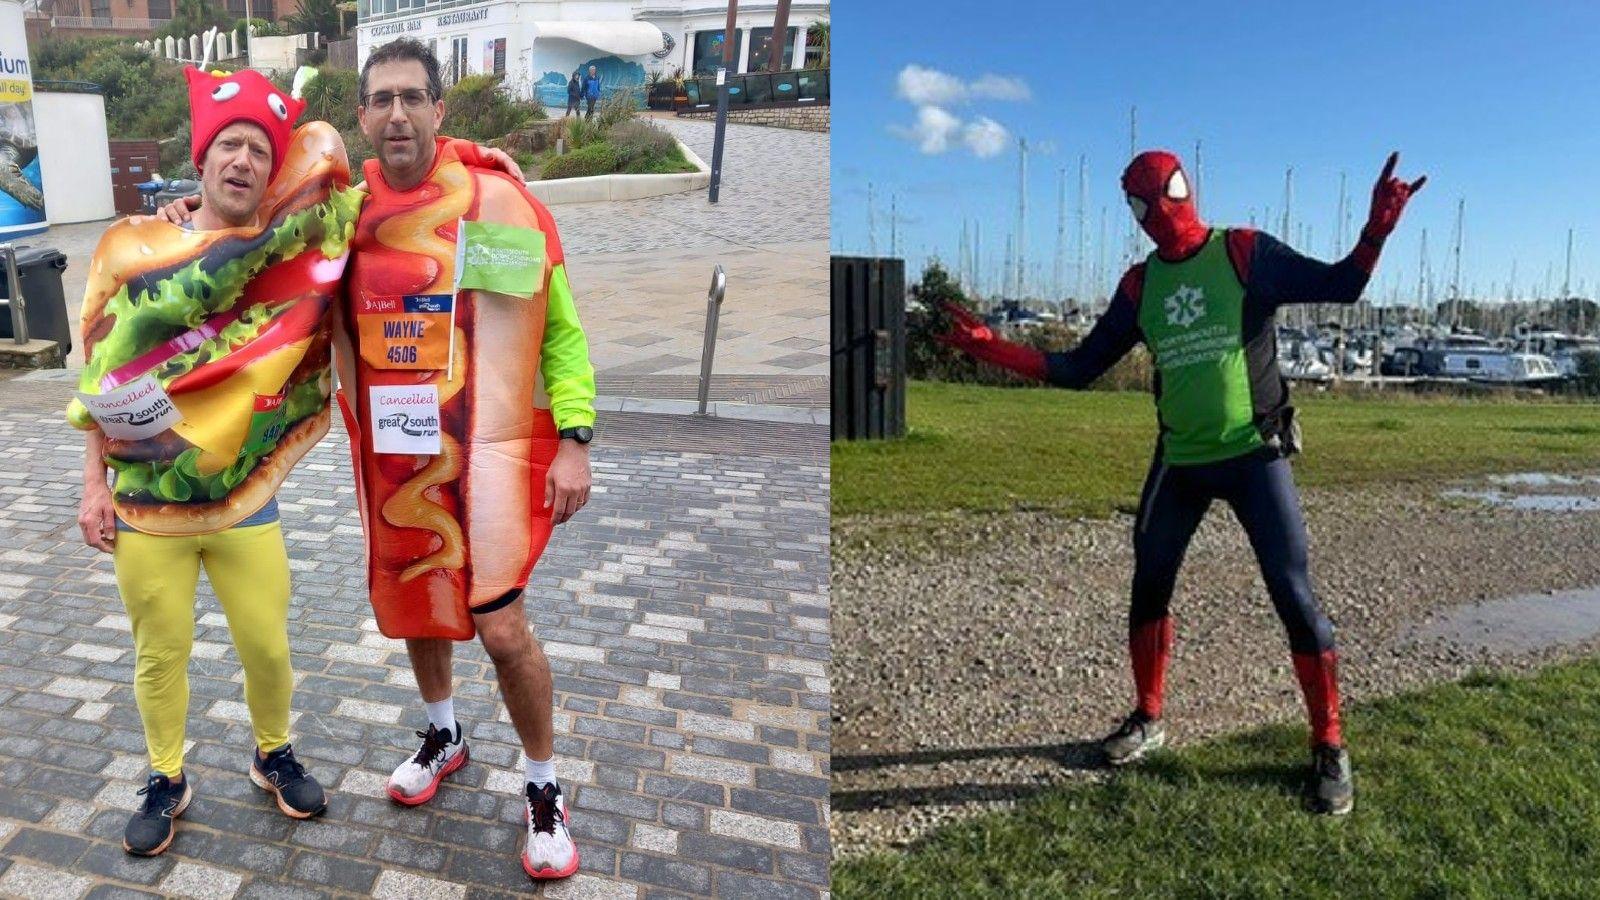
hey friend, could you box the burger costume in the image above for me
[68,66,358,830]
[942,150,1424,815]
[332,137,596,641]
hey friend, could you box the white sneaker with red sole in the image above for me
[522,781,579,880]
[387,723,469,806]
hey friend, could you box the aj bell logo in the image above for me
[1163,285,1207,328]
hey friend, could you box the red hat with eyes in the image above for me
[185,66,305,182]
[1121,149,1206,256]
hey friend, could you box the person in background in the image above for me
[583,65,602,119]
[566,70,582,118]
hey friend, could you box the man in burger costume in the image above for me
[942,150,1424,815]
[72,66,359,855]
[337,38,596,881]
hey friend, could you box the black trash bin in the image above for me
[0,246,71,355]
[831,256,906,440]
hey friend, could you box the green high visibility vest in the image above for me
[1137,230,1265,465]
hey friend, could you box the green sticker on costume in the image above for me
[454,219,545,299]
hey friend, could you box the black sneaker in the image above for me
[1308,743,1354,815]
[123,772,191,856]
[1102,711,1166,766]
[250,744,327,819]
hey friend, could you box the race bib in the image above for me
[76,375,183,440]
[356,294,453,370]
[370,384,441,455]
[243,393,287,455]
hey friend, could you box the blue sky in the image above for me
[831,1,1600,306]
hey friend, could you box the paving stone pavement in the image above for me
[0,376,831,898]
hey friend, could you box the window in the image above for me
[90,0,109,20]
[485,37,505,76]
[148,0,171,19]
[748,27,798,72]
[448,35,468,84]
[692,29,743,76]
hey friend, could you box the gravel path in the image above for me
[831,472,1600,856]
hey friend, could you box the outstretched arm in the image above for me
[939,267,1143,389]
[1247,152,1425,308]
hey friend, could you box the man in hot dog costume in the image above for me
[71,66,362,854]
[335,38,596,881]
[942,150,1425,816]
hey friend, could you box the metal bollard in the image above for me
[2,243,25,345]
[696,265,727,415]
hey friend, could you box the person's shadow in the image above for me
[831,734,1310,815]
[829,740,1107,813]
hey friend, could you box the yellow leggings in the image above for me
[113,522,293,777]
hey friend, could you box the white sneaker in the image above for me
[386,723,469,806]
[522,781,579,880]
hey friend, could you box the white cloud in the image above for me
[963,117,1011,158]
[889,65,1027,160]
[896,64,1032,106]
[971,73,1031,101]
[897,64,967,106]
[888,105,963,154]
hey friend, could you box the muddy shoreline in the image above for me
[831,473,1600,856]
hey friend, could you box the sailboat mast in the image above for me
[1054,166,1066,304]
[1076,154,1087,306]
[1016,137,1028,300]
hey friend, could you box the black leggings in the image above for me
[1131,448,1334,654]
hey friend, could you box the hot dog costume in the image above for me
[333,137,596,641]
[67,66,361,782]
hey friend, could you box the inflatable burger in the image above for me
[67,66,363,535]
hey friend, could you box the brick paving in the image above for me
[0,374,830,898]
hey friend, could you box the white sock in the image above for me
[524,753,557,788]
[424,697,456,738]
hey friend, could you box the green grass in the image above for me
[832,383,1600,519]
[833,661,1600,898]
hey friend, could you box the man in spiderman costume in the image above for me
[942,150,1424,814]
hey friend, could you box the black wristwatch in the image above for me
[559,426,593,445]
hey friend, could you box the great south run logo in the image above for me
[377,410,439,438]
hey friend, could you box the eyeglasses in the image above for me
[362,89,433,111]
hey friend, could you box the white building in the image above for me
[355,0,827,107]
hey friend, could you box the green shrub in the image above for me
[540,143,617,180]
[563,115,600,149]
[443,74,540,142]
[606,120,692,174]
[592,91,637,131]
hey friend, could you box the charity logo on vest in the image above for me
[464,242,536,270]
[1163,285,1207,328]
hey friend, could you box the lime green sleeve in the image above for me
[542,262,596,430]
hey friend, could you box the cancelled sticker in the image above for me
[76,375,183,440]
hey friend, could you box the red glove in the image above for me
[1353,152,1426,272]
[935,302,1048,382]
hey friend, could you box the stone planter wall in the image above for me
[676,105,829,133]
